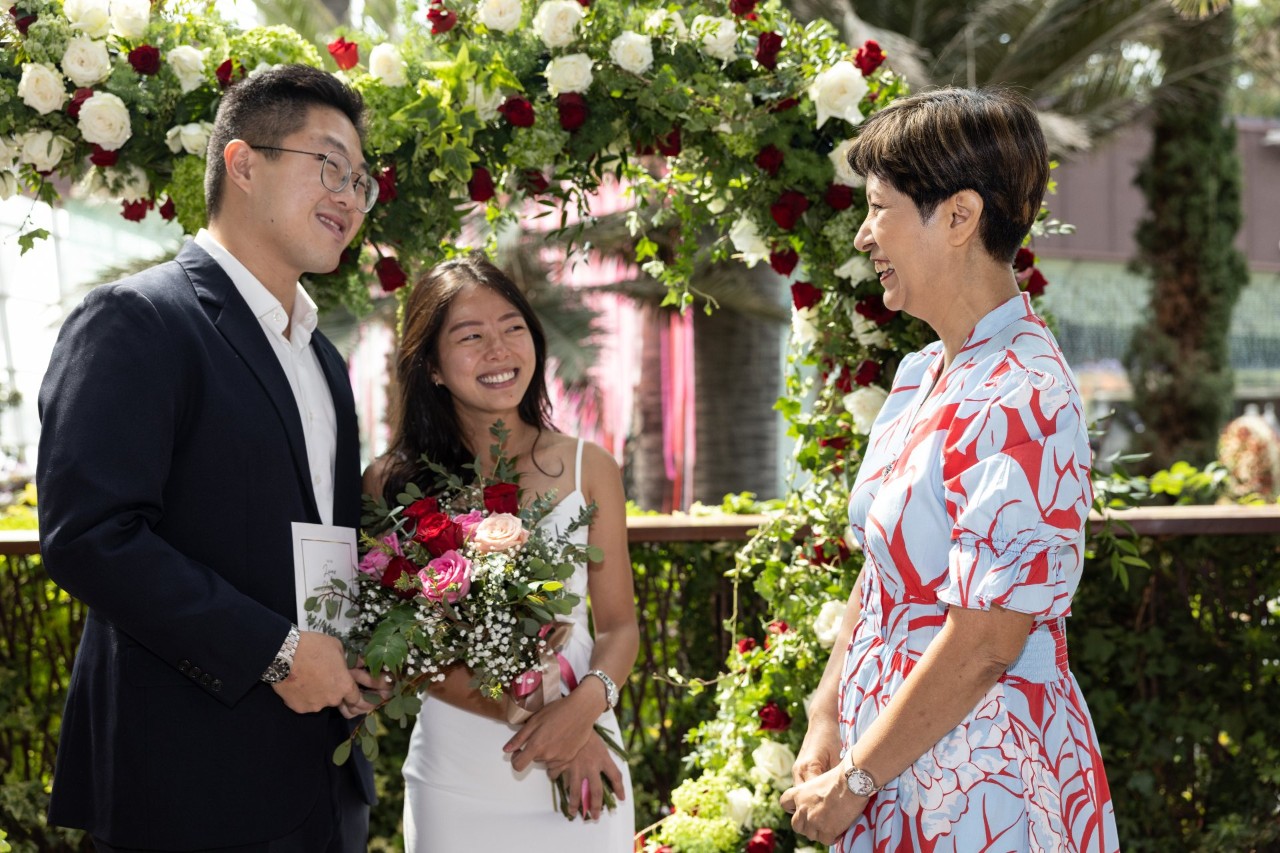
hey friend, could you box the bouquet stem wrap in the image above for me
[506,622,576,724]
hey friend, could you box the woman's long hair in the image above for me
[380,252,554,504]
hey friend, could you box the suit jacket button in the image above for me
[190,666,202,678]
[211,679,223,692]
[178,660,191,674]
[200,674,212,687]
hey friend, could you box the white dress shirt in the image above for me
[194,230,337,525]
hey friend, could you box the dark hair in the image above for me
[846,87,1049,263]
[382,252,555,504]
[204,64,366,220]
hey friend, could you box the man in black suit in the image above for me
[37,64,385,852]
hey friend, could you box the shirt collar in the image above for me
[194,230,319,345]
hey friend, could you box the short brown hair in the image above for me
[847,88,1048,263]
[204,64,366,220]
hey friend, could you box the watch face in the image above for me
[846,768,876,796]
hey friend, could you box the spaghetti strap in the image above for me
[574,438,584,494]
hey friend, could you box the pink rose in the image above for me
[472,513,529,553]
[453,509,485,538]
[419,550,471,603]
[358,533,403,577]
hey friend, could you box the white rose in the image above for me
[368,43,407,86]
[63,0,110,38]
[17,63,68,116]
[164,121,212,156]
[0,136,16,170]
[62,36,113,88]
[465,81,504,121]
[610,31,653,75]
[476,0,522,33]
[835,254,873,281]
[728,217,768,267]
[0,171,18,201]
[532,1,584,49]
[791,306,819,347]
[829,138,864,187]
[167,45,208,94]
[809,61,868,129]
[693,15,737,62]
[110,0,151,41]
[844,386,888,434]
[813,599,846,649]
[544,53,592,96]
[705,196,726,215]
[851,313,890,349]
[78,92,132,151]
[724,787,754,828]
[751,739,796,790]
[644,8,686,39]
[19,131,72,172]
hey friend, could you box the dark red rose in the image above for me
[483,482,519,515]
[769,248,799,277]
[729,0,755,15]
[855,294,897,325]
[120,199,152,222]
[414,511,464,557]
[128,45,160,76]
[522,170,549,194]
[10,5,36,34]
[327,37,359,70]
[854,359,881,386]
[498,96,535,128]
[768,96,799,113]
[746,827,777,853]
[824,183,855,210]
[404,496,441,522]
[375,257,408,293]
[754,144,784,177]
[216,58,245,88]
[655,126,681,157]
[737,637,757,654]
[575,0,589,6]
[66,87,94,120]
[834,368,853,394]
[376,163,397,204]
[819,435,849,451]
[89,144,119,167]
[380,555,419,599]
[755,31,782,70]
[1024,268,1049,297]
[854,39,885,76]
[468,166,495,202]
[769,190,809,231]
[158,197,176,221]
[767,619,789,634]
[427,5,457,34]
[790,281,822,311]
[1014,247,1036,272]
[556,92,589,131]
[758,701,791,731]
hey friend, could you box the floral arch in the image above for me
[2,0,1055,849]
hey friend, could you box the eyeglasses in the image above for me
[247,144,378,213]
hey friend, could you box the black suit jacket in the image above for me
[37,241,374,849]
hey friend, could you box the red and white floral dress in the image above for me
[837,293,1120,852]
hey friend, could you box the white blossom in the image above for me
[465,81,504,121]
[692,15,737,62]
[78,92,132,151]
[476,0,522,33]
[544,53,593,96]
[0,136,16,171]
[644,8,687,39]
[813,599,846,649]
[110,0,151,41]
[532,1,584,49]
[835,254,874,281]
[728,216,768,267]
[851,313,890,349]
[751,739,796,790]
[62,0,110,38]
[17,63,68,116]
[0,171,18,201]
[167,45,208,94]
[830,138,864,187]
[791,306,819,347]
[368,43,407,86]
[610,31,653,75]
[62,35,113,87]
[725,787,754,828]
[808,61,868,129]
[844,386,888,434]
[18,131,72,172]
[164,121,213,156]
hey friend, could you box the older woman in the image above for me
[781,89,1120,852]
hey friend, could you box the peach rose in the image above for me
[471,513,529,553]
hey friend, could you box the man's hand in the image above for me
[339,663,394,719]
[271,631,361,713]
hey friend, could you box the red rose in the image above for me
[375,257,408,293]
[66,87,94,120]
[556,92,589,131]
[755,144,784,177]
[1014,247,1036,272]
[746,827,776,853]
[855,294,897,325]
[768,96,799,113]
[767,619,789,634]
[759,701,791,731]
[216,58,245,88]
[427,5,457,34]
[655,126,681,157]
[854,39,886,76]
[824,183,855,210]
[729,0,755,15]
[498,97,536,128]
[327,37,359,70]
[414,511,464,557]
[736,637,757,654]
[468,166,495,202]
[522,170,549,194]
[404,496,441,522]
[158,197,176,221]
[377,163,397,204]
[575,0,589,6]
[483,483,519,515]
[1024,268,1049,297]
[89,144,119,167]
[769,248,799,277]
[854,359,881,386]
[127,45,160,76]
[10,5,36,34]
[819,435,849,451]
[770,190,809,231]
[380,555,419,599]
[755,31,782,70]
[120,199,152,222]
[790,281,822,311]
[834,368,853,394]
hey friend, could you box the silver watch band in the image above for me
[583,669,618,711]
[261,624,300,684]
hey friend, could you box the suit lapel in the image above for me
[313,333,359,527]
[178,242,322,523]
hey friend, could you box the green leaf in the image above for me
[333,739,352,765]
[17,229,50,255]
[303,596,319,612]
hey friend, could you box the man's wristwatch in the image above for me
[583,669,619,710]
[844,759,884,797]
[261,624,301,684]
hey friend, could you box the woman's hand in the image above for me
[503,689,598,772]
[781,763,866,846]
[792,715,843,785]
[549,731,625,821]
